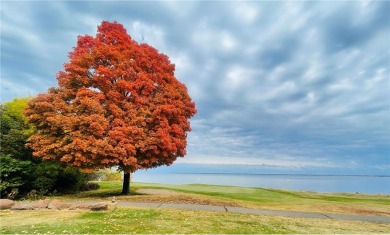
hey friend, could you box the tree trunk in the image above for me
[121,172,131,195]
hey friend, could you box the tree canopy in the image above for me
[24,21,196,193]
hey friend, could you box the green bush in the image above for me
[0,154,90,198]
[80,182,100,191]
[56,166,89,193]
[0,98,91,198]
[0,98,34,161]
[0,154,33,198]
[33,163,60,193]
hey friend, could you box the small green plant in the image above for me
[26,189,42,200]
[7,188,19,199]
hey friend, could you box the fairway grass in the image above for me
[1,181,389,234]
[68,181,390,216]
[1,208,389,234]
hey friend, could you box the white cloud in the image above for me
[223,66,256,95]
[0,78,37,100]
[221,32,237,50]
[128,21,166,50]
[169,53,193,81]
[191,22,239,54]
[232,3,260,24]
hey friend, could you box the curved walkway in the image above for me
[11,200,390,223]
[95,201,388,223]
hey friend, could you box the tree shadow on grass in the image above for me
[62,189,145,199]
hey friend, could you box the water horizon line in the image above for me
[137,172,390,177]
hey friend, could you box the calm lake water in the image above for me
[133,173,390,195]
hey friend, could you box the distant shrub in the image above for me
[87,170,105,181]
[89,169,122,181]
[80,182,100,191]
[105,171,122,181]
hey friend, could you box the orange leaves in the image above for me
[116,79,132,90]
[171,124,184,137]
[95,65,114,80]
[123,143,135,155]
[108,103,125,118]
[97,21,132,46]
[74,91,105,115]
[89,121,105,137]
[25,21,197,173]
[69,35,95,60]
[60,154,73,163]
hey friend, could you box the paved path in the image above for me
[19,200,389,223]
[112,201,389,223]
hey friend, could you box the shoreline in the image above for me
[138,172,390,177]
[132,173,390,195]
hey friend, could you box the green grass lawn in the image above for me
[1,181,389,234]
[1,208,390,234]
[71,181,390,216]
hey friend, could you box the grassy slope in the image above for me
[1,208,390,234]
[1,181,389,234]
[73,181,390,216]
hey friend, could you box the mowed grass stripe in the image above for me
[1,208,390,234]
[55,181,390,216]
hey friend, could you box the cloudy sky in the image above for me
[1,1,389,175]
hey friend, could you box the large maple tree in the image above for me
[25,21,196,194]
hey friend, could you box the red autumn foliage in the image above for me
[25,21,197,174]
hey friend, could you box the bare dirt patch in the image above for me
[339,206,390,216]
[126,191,239,206]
